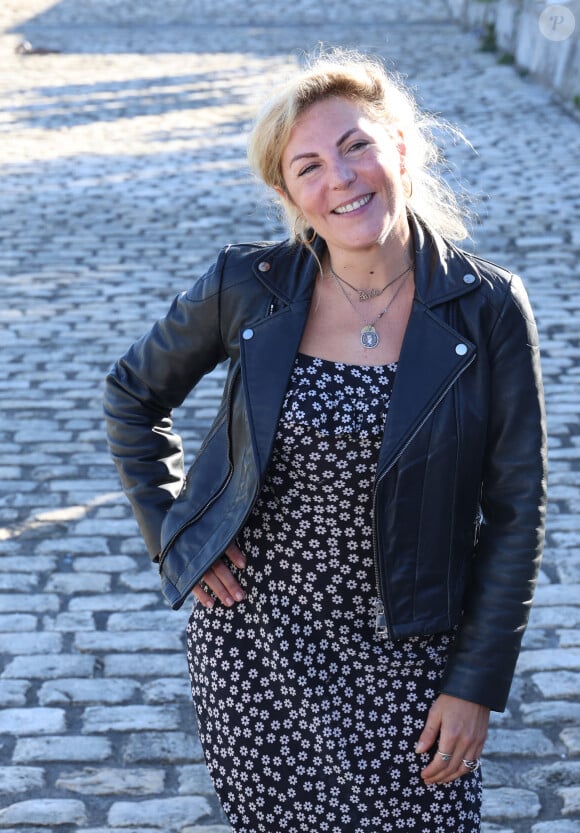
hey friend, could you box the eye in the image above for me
[297,163,319,177]
[347,140,370,153]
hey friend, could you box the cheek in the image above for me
[288,182,319,214]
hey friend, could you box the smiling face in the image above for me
[278,96,410,260]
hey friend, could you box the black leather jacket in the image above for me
[104,216,547,712]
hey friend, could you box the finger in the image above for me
[420,749,456,783]
[422,738,484,785]
[224,542,247,570]
[415,710,442,756]
[203,558,246,606]
[434,756,480,785]
[191,582,215,609]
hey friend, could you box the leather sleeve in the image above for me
[441,273,547,711]
[103,251,228,559]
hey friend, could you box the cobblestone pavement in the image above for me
[1,1,579,832]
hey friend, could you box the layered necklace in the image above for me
[330,260,413,349]
[329,260,413,302]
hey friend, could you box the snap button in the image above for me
[455,343,468,356]
[258,261,271,272]
[463,273,476,285]
[242,328,254,340]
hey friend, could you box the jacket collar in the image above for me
[410,214,482,306]
[240,213,480,478]
[249,212,482,309]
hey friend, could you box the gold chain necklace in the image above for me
[331,266,412,349]
[328,260,413,302]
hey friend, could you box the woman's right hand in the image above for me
[191,543,247,608]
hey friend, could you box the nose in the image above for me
[330,157,356,189]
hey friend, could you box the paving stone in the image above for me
[73,555,138,573]
[181,828,231,833]
[0,632,62,655]
[521,700,580,726]
[104,653,187,677]
[0,593,59,613]
[38,678,139,706]
[560,788,580,816]
[482,787,541,820]
[142,677,191,704]
[527,761,580,789]
[42,612,95,631]
[120,571,161,591]
[124,732,203,764]
[0,615,37,632]
[107,610,189,631]
[0,574,38,592]
[533,585,580,607]
[67,593,158,612]
[13,736,112,763]
[559,630,580,647]
[516,648,580,673]
[82,705,180,733]
[74,630,182,653]
[108,796,210,828]
[177,764,216,795]
[1,655,95,679]
[532,670,580,699]
[0,767,44,794]
[0,681,30,707]
[0,708,65,736]
[532,822,580,833]
[55,767,165,796]
[480,825,514,833]
[484,729,556,757]
[0,799,87,826]
[561,727,580,755]
[43,573,112,594]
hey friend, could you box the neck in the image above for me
[325,227,414,289]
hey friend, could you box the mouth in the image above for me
[332,193,373,215]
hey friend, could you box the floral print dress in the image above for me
[187,353,482,833]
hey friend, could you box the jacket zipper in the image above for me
[158,367,240,571]
[159,300,277,578]
[371,351,476,640]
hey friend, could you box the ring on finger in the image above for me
[437,751,452,762]
[462,758,480,772]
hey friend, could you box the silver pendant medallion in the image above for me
[360,325,379,349]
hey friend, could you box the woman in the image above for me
[104,50,546,833]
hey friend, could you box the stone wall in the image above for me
[447,0,579,105]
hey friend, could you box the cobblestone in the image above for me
[0,0,579,830]
[482,788,541,820]
[12,737,112,764]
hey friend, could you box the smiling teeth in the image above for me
[334,194,372,214]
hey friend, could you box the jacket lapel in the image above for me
[240,298,312,475]
[375,217,480,476]
[239,243,319,476]
[376,301,476,477]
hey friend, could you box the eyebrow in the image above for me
[288,127,360,167]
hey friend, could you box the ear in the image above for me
[395,130,407,175]
[274,184,295,206]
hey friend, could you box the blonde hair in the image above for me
[247,49,471,242]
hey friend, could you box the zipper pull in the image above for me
[373,598,389,638]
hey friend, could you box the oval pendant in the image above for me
[361,325,379,349]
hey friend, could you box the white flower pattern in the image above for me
[187,353,482,833]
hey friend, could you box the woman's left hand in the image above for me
[415,693,490,784]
